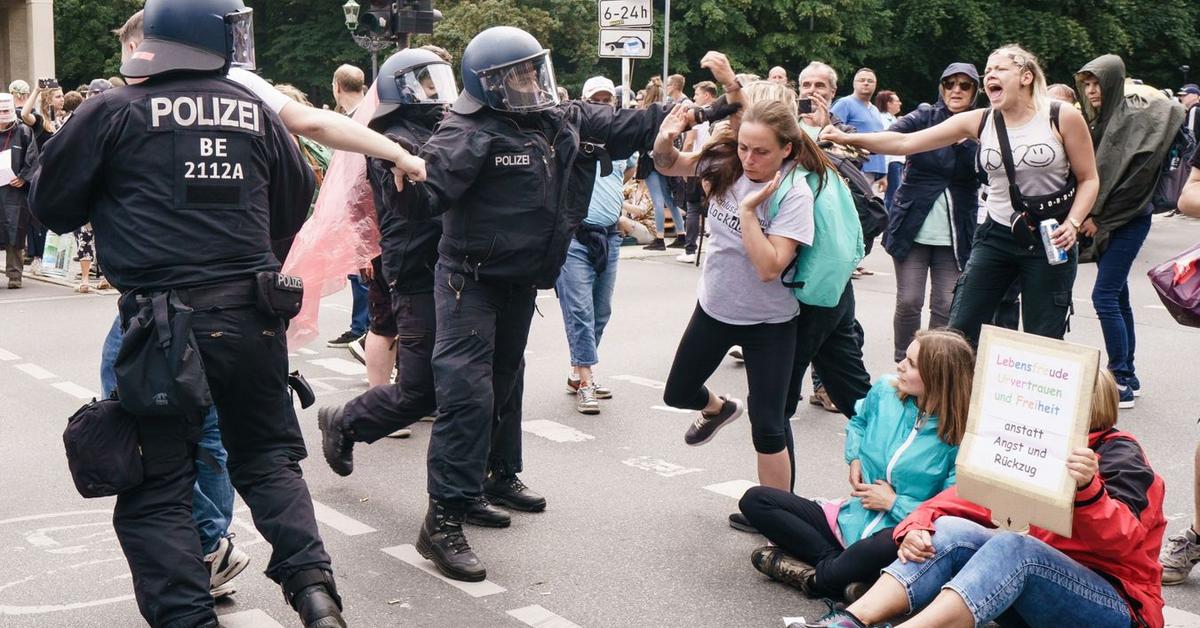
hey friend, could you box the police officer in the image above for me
[30,1,344,627]
[383,26,739,582]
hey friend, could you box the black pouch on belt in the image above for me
[114,291,212,417]
[255,271,304,320]
[62,397,143,498]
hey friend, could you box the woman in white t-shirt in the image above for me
[824,44,1099,346]
[653,97,832,514]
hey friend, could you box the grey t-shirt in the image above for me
[698,162,815,325]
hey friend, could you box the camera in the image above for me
[38,78,60,90]
[797,98,813,114]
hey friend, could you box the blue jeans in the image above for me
[348,274,369,336]
[645,171,683,237]
[555,233,622,366]
[100,313,233,554]
[883,516,1132,627]
[1092,213,1151,387]
[884,161,903,212]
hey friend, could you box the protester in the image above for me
[1075,55,1186,408]
[675,80,718,264]
[1159,149,1200,585]
[741,329,971,601]
[831,69,886,182]
[768,66,789,85]
[637,76,685,250]
[824,44,1099,346]
[1048,82,1078,105]
[1181,84,1199,141]
[805,369,1166,628]
[874,90,903,211]
[883,64,982,363]
[327,64,373,350]
[0,93,37,289]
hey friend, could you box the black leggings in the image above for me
[739,486,898,596]
[663,304,797,456]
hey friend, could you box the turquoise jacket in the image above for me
[837,376,959,544]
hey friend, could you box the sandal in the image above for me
[75,283,91,293]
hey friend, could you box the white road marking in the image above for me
[622,456,703,478]
[522,420,595,443]
[0,348,19,361]
[703,479,759,500]
[218,609,286,628]
[381,545,506,597]
[1164,606,1200,627]
[14,363,56,380]
[310,500,376,536]
[52,382,98,400]
[297,347,319,355]
[321,303,351,313]
[651,405,693,414]
[1145,304,1167,310]
[507,604,582,628]
[612,374,665,390]
[306,357,366,376]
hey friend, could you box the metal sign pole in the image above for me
[622,57,632,108]
[661,0,670,103]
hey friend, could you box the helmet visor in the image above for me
[395,63,457,105]
[227,9,256,71]
[478,52,559,112]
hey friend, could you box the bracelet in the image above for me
[1067,217,1082,229]
[723,79,742,93]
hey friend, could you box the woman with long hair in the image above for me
[741,329,973,602]
[636,76,685,250]
[824,44,1099,346]
[654,93,829,516]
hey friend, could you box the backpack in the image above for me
[768,165,865,307]
[1151,124,1197,213]
[823,151,888,243]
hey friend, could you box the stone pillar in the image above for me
[25,0,54,83]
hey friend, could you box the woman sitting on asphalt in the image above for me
[740,329,972,602]
[804,369,1166,628]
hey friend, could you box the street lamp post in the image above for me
[342,0,395,80]
[1182,65,1191,87]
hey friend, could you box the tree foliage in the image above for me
[49,0,1200,111]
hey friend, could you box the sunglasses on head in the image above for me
[941,79,975,92]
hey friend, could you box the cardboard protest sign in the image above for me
[956,325,1099,537]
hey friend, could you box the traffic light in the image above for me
[354,0,393,37]
[395,0,441,35]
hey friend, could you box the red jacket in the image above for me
[893,428,1166,628]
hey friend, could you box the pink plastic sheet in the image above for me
[284,86,383,348]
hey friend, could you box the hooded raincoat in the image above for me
[883,63,982,269]
[1076,55,1185,262]
[837,376,959,544]
[0,121,38,248]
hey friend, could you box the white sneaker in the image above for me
[29,257,42,276]
[675,252,696,264]
[204,534,250,591]
[576,384,600,415]
[386,428,412,438]
[1162,526,1200,585]
[347,336,367,365]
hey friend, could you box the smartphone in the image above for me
[38,78,59,89]
[797,98,813,114]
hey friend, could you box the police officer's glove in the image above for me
[692,95,742,125]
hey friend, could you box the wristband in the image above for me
[1067,217,1082,230]
[723,79,742,93]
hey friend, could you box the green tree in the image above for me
[52,0,143,91]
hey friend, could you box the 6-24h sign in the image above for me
[598,0,651,28]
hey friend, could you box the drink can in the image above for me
[1039,219,1068,265]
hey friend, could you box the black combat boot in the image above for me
[465,496,511,528]
[483,473,547,512]
[416,498,487,582]
[317,405,354,476]
[282,569,346,628]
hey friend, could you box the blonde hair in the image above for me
[114,10,143,45]
[333,64,366,94]
[640,76,662,109]
[38,88,62,133]
[900,329,976,446]
[1090,370,1119,432]
[741,80,798,117]
[274,84,311,107]
[989,44,1049,112]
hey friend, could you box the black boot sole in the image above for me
[485,493,547,513]
[416,530,487,582]
[464,512,511,528]
[317,409,353,477]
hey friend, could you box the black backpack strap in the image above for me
[1049,100,1062,134]
[976,107,991,139]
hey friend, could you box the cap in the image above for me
[7,79,30,95]
[1178,84,1200,96]
[87,78,114,96]
[582,76,616,99]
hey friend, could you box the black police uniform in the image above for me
[336,115,442,443]
[403,100,665,507]
[31,74,332,628]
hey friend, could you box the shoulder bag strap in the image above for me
[1049,100,1062,134]
[991,109,1026,210]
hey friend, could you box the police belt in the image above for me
[123,278,258,319]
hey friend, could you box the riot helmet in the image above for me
[453,26,559,114]
[371,47,457,131]
[121,0,256,79]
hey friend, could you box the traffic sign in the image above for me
[598,0,652,28]
[598,28,653,59]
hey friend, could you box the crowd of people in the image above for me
[12,0,1200,625]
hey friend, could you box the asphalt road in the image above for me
[2,214,1200,628]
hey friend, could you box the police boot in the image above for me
[465,497,511,528]
[282,569,346,628]
[317,405,355,476]
[484,473,547,512]
[416,498,487,582]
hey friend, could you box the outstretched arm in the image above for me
[822,108,986,157]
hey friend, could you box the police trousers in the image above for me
[784,283,873,421]
[114,281,330,628]
[426,263,534,505]
[342,290,438,442]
